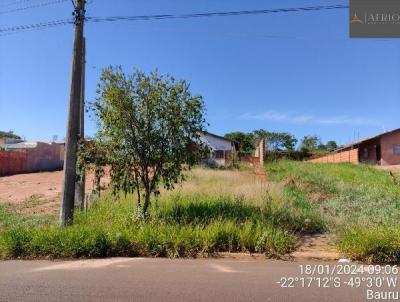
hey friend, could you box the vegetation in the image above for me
[81,67,207,216]
[0,130,21,140]
[253,129,297,151]
[267,160,400,263]
[224,131,255,156]
[0,168,326,259]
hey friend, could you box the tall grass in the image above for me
[267,160,400,263]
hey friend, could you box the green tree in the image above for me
[86,67,207,216]
[224,131,255,156]
[300,135,321,152]
[325,140,338,151]
[253,129,297,151]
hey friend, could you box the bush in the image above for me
[338,226,400,263]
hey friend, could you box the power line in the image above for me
[0,0,69,15]
[87,4,348,23]
[0,19,73,35]
[0,4,348,36]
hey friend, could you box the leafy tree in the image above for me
[325,140,338,151]
[253,129,297,151]
[224,131,255,156]
[86,67,207,216]
[300,135,321,152]
[317,143,327,151]
[0,130,21,139]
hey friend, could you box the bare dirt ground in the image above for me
[375,164,400,173]
[0,170,109,207]
[291,234,340,261]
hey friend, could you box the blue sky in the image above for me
[0,0,399,146]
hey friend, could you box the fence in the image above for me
[307,148,359,164]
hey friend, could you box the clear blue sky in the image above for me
[0,0,399,146]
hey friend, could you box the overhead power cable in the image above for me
[87,4,348,23]
[0,4,348,36]
[0,0,69,15]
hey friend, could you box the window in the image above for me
[363,148,369,159]
[394,145,400,155]
[215,150,224,159]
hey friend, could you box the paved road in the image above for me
[0,258,393,301]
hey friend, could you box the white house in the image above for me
[199,132,238,166]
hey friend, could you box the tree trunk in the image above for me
[142,190,151,216]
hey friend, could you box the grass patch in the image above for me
[0,197,297,259]
[338,226,400,263]
[1,167,314,259]
[267,160,400,263]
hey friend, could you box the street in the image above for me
[0,258,380,301]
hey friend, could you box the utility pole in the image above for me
[75,37,86,209]
[60,0,86,226]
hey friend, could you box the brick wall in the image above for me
[0,151,28,176]
[307,148,359,164]
[240,156,260,165]
[0,143,64,176]
[381,131,400,165]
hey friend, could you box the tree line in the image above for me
[224,131,338,157]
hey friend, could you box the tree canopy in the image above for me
[299,135,321,152]
[84,67,207,215]
[224,131,255,156]
[253,129,297,151]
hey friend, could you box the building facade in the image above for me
[199,132,238,166]
[308,128,400,166]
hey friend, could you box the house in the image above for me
[308,128,400,166]
[199,132,238,166]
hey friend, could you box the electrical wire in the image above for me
[0,4,349,36]
[87,4,348,23]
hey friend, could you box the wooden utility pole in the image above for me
[60,0,86,226]
[74,37,86,208]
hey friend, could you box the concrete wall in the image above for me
[381,131,400,165]
[307,148,359,164]
[0,142,64,176]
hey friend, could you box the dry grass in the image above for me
[166,168,285,205]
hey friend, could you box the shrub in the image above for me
[338,226,400,263]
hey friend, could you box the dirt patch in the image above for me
[308,191,330,203]
[0,170,109,205]
[375,165,400,174]
[253,164,267,180]
[291,234,340,261]
[8,195,60,216]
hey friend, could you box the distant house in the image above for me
[309,128,400,166]
[199,132,238,166]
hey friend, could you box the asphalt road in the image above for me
[0,258,395,301]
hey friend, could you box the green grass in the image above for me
[266,160,400,263]
[0,192,306,259]
[0,203,55,232]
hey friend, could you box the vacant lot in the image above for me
[0,166,325,259]
[1,162,398,263]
